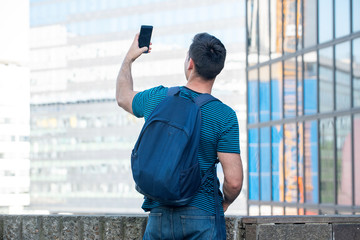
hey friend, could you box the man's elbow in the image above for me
[226,178,243,193]
[116,91,128,109]
[116,95,125,108]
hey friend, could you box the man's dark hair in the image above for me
[189,33,226,80]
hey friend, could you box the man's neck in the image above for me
[185,76,215,94]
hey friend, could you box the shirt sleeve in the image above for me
[217,110,240,154]
[132,85,167,119]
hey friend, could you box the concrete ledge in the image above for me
[240,216,360,240]
[1,215,360,239]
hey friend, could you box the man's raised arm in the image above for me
[116,33,149,114]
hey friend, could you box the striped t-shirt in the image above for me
[132,85,240,215]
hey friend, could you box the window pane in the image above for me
[260,205,271,215]
[320,118,335,204]
[354,0,360,32]
[297,0,303,50]
[298,122,304,204]
[248,70,259,123]
[270,0,283,58]
[271,62,283,120]
[335,0,350,38]
[304,120,318,204]
[319,47,334,112]
[336,116,352,206]
[283,0,296,54]
[318,0,333,43]
[285,207,298,215]
[260,127,271,201]
[272,125,283,202]
[303,0,317,48]
[335,42,351,110]
[249,128,259,201]
[284,123,297,203]
[260,66,270,122]
[304,52,317,115]
[353,39,360,107]
[284,58,296,118]
[297,56,303,115]
[247,0,258,66]
[259,0,270,62]
[355,114,360,206]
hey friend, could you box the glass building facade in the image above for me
[246,0,360,215]
[29,0,247,214]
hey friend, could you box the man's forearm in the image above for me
[116,58,133,99]
[222,179,242,205]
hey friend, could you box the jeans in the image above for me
[143,206,226,240]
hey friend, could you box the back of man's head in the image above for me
[189,33,226,80]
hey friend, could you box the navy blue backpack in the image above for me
[131,87,218,206]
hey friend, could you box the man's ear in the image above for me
[187,58,195,70]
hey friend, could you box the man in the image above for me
[116,32,243,239]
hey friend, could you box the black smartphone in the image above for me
[138,25,153,53]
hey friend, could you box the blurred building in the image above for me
[246,0,360,215]
[29,0,246,214]
[0,0,30,214]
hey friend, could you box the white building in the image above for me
[0,0,30,214]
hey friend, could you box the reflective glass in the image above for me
[336,116,352,206]
[271,62,283,120]
[304,120,318,204]
[297,0,303,50]
[271,125,283,202]
[298,122,304,204]
[354,0,360,32]
[318,0,333,43]
[335,42,351,110]
[248,70,259,124]
[285,207,298,215]
[260,66,270,122]
[303,0,317,48]
[283,0,296,54]
[304,52,317,115]
[284,123,297,203]
[319,47,334,113]
[260,205,271,215]
[259,0,270,62]
[355,114,360,206]
[353,39,360,107]
[260,127,271,201]
[297,56,303,115]
[305,209,319,215]
[284,58,296,118]
[249,128,259,201]
[270,0,283,58]
[320,118,335,204]
[335,0,350,38]
[247,0,259,66]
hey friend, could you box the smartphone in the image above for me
[138,25,153,53]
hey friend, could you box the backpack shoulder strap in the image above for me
[194,93,219,107]
[167,86,181,96]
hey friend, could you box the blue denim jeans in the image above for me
[143,206,226,240]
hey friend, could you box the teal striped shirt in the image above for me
[132,86,240,215]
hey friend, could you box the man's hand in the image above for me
[223,201,231,213]
[125,33,151,63]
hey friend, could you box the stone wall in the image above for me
[1,214,360,239]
